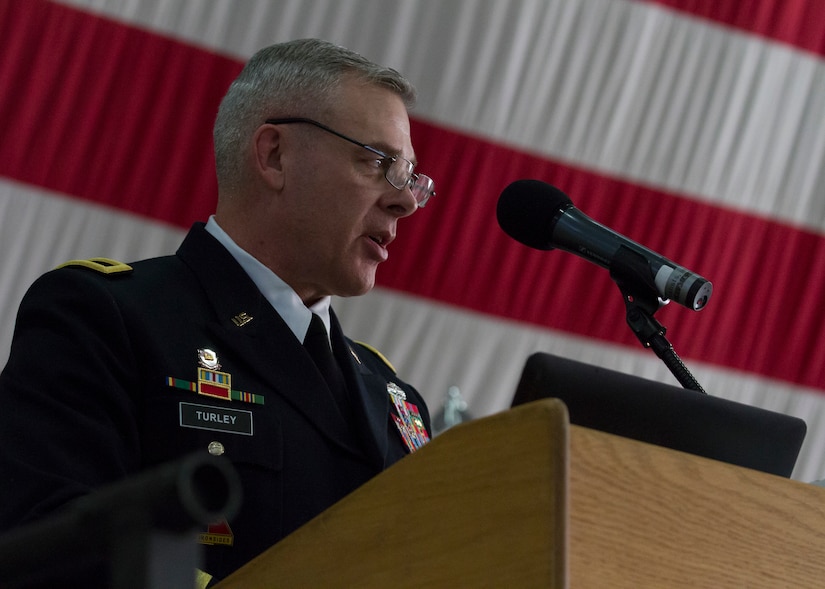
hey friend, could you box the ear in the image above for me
[252,124,285,190]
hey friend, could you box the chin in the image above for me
[347,284,375,298]
[329,262,378,298]
[338,276,375,298]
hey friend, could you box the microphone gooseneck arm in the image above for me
[611,246,707,394]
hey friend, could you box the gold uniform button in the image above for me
[207,441,225,456]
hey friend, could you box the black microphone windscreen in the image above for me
[496,179,572,250]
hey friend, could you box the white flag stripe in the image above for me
[0,179,183,360]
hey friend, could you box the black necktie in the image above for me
[303,313,351,416]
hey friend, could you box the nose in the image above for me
[381,184,419,218]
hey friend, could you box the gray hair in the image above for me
[213,38,417,193]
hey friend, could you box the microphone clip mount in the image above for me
[610,246,707,394]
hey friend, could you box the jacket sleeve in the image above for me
[0,267,141,530]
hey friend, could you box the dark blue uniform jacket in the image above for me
[0,223,430,582]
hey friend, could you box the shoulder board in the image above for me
[56,257,133,275]
[354,341,396,374]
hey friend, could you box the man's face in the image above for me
[274,79,420,304]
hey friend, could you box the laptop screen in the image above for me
[511,352,807,477]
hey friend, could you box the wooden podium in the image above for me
[215,399,825,588]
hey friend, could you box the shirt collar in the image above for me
[205,216,331,342]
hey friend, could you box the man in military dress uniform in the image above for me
[0,38,434,584]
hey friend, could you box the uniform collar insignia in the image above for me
[231,312,253,327]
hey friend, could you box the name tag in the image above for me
[180,402,253,436]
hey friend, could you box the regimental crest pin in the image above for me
[387,381,406,401]
[198,348,221,370]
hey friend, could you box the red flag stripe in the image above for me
[644,0,825,58]
[0,0,239,226]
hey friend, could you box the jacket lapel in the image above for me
[175,224,363,458]
[330,312,392,468]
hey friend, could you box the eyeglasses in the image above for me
[265,117,435,207]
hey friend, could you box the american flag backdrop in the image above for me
[2,0,825,480]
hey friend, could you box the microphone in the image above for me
[496,179,712,311]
